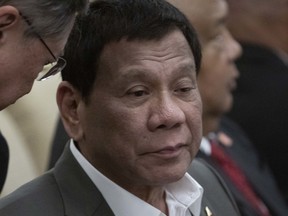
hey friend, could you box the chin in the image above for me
[152,171,186,185]
[222,97,233,113]
[159,163,190,184]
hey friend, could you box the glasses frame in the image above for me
[19,12,66,81]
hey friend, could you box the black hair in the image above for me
[62,0,201,99]
[0,0,88,39]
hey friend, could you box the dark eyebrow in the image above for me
[178,64,196,73]
[175,64,197,81]
[115,62,196,85]
[120,69,151,79]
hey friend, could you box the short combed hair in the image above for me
[0,0,88,39]
[62,0,202,100]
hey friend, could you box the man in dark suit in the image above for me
[0,1,240,215]
[48,118,69,169]
[169,0,288,215]
[226,0,288,203]
[0,145,239,216]
[197,117,288,215]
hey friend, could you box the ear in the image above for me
[0,6,21,42]
[57,81,84,141]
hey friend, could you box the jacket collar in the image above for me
[53,143,115,216]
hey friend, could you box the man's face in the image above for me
[77,30,202,189]
[0,13,74,110]
[195,0,242,116]
[168,0,241,116]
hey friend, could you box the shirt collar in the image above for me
[70,140,203,216]
[165,173,203,216]
[199,137,212,156]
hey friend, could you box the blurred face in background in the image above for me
[168,0,242,136]
[0,6,74,110]
[198,28,241,117]
[168,0,242,118]
[196,0,242,118]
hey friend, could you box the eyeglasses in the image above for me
[19,13,67,81]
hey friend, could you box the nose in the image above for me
[147,93,186,131]
[226,31,242,61]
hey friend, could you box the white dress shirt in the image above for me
[199,137,212,156]
[70,140,203,216]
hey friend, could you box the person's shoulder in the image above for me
[188,158,240,216]
[0,170,63,216]
[220,116,258,152]
[189,158,231,189]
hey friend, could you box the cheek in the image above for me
[20,63,42,92]
[86,101,145,147]
[12,59,40,96]
[198,74,218,105]
[185,98,203,146]
[91,107,145,168]
[198,61,227,101]
[21,44,45,81]
[190,108,202,140]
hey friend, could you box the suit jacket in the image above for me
[0,144,239,216]
[188,158,240,216]
[227,42,288,203]
[0,133,9,193]
[197,117,288,216]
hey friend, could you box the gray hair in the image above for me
[0,0,88,39]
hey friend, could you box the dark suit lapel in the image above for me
[189,159,240,216]
[53,143,115,216]
[220,117,288,216]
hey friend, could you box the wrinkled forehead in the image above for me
[96,30,196,82]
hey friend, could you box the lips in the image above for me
[155,144,186,154]
[141,143,188,158]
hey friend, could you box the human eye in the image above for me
[127,86,149,97]
[175,85,197,101]
[129,90,147,97]
[175,86,195,94]
[210,33,224,45]
[174,79,196,94]
[209,29,229,51]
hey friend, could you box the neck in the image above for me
[83,151,169,214]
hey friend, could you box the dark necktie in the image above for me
[210,139,270,216]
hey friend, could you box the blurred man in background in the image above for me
[226,0,288,203]
[0,0,88,193]
[169,0,288,215]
